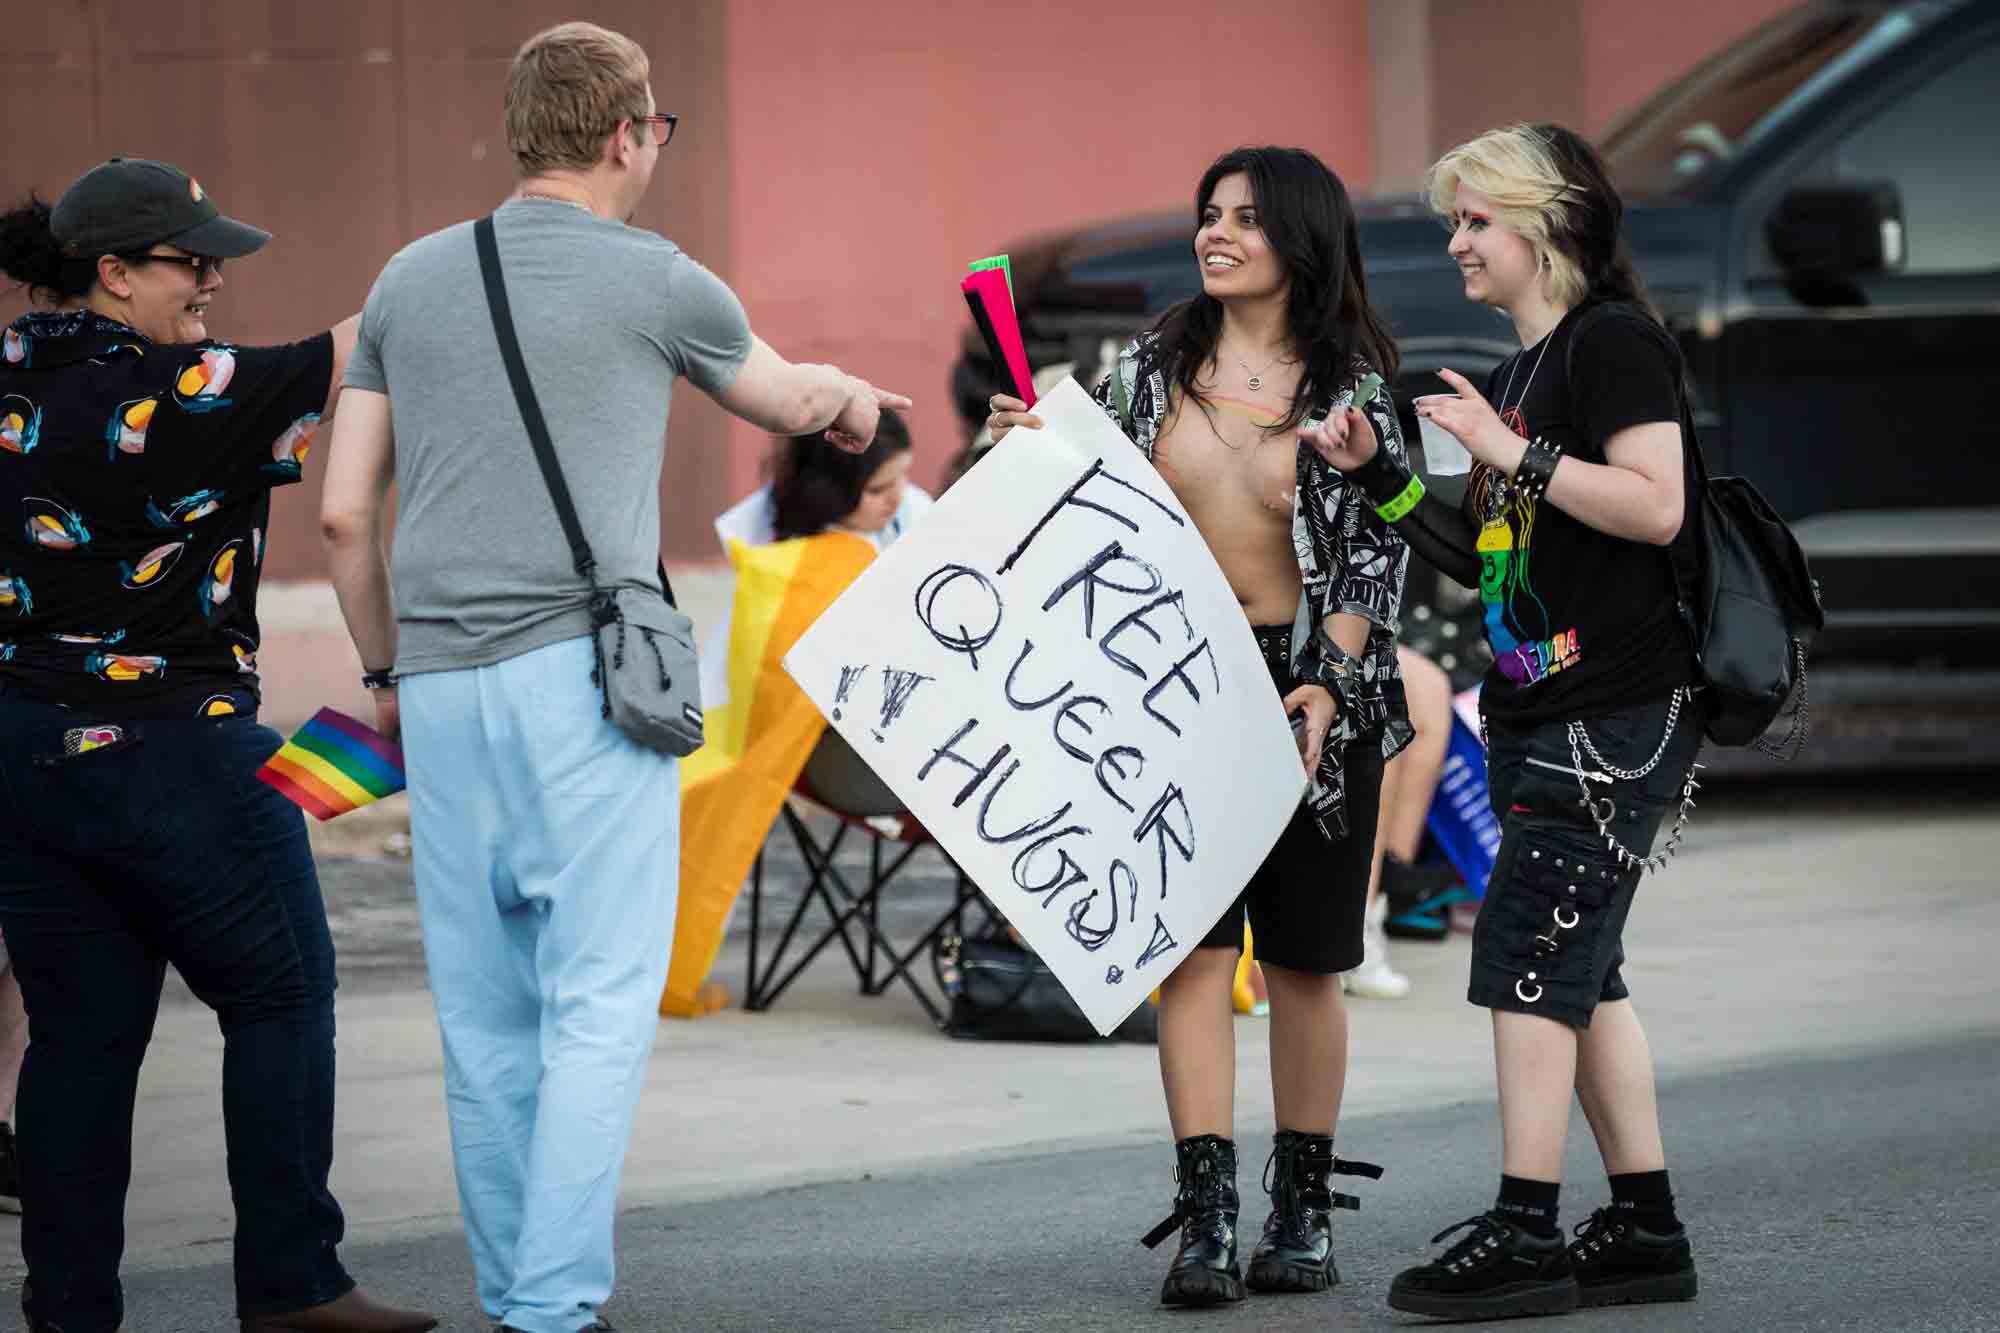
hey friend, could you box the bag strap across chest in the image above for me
[473,213,676,608]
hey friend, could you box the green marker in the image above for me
[968,254,1014,306]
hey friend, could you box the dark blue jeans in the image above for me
[0,693,354,1329]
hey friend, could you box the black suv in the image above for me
[953,0,2000,771]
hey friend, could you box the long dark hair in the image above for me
[1145,146,1398,433]
[1531,125,1662,325]
[769,407,911,540]
[0,195,97,304]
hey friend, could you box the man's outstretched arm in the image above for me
[712,335,910,450]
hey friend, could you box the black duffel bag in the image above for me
[935,929,1158,1044]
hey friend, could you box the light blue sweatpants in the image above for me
[400,635,679,1333]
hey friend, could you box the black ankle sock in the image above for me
[1494,1175,1561,1238]
[1609,1169,1681,1232]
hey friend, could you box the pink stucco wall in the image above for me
[721,0,1379,500]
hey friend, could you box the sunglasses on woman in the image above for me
[121,252,225,280]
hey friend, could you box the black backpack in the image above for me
[1569,304,1825,755]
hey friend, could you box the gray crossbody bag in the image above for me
[474,214,704,757]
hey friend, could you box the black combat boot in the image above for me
[1141,1134,1245,1306]
[1246,1130,1383,1292]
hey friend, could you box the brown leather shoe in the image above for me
[239,1288,438,1332]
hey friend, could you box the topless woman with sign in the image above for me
[988,145,1410,1308]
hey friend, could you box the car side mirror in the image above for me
[1766,183,1905,277]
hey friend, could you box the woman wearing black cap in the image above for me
[0,160,434,1333]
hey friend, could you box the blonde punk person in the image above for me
[1307,123,1703,1321]
[989,145,1411,1310]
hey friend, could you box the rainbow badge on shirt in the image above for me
[256,707,405,821]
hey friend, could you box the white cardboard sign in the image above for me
[782,379,1307,1035]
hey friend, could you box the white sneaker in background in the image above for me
[1344,896,1411,1000]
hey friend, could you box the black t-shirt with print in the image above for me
[1468,301,1693,726]
[0,310,332,719]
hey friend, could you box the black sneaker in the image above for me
[1569,1206,1699,1307]
[1387,1210,1579,1320]
[0,1122,19,1214]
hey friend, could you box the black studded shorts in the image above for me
[1468,693,1702,1029]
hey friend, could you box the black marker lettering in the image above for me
[833,664,868,721]
[1141,638,1220,738]
[1112,858,1140,927]
[876,667,931,736]
[918,718,1012,807]
[1100,589,1193,679]
[1133,783,1196,900]
[999,459,1183,576]
[1094,745,1145,813]
[1136,913,1180,969]
[1042,542,1162,639]
[914,564,1002,671]
[975,759,1074,845]
[1065,883,1117,952]
[1002,638,1071,712]
[1012,824,1092,906]
[1051,695,1111,764]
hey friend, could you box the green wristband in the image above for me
[1375,474,1426,523]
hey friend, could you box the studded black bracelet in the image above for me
[1511,436,1564,503]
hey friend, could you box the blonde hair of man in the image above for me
[505,21,652,175]
[1425,123,1591,308]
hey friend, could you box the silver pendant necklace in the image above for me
[1234,347,1289,391]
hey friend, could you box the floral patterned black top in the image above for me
[0,310,331,718]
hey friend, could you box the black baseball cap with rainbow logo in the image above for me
[50,158,270,260]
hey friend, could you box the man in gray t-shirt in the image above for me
[319,22,907,1333]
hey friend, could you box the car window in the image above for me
[1601,11,1900,196]
[1807,41,2000,275]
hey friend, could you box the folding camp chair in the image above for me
[743,727,989,1024]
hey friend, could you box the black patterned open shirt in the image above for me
[1092,333,1413,838]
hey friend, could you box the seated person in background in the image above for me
[700,408,929,709]
[769,406,926,544]
[670,408,931,1017]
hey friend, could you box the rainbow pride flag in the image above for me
[256,707,405,820]
[662,531,877,1017]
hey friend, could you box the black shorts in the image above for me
[1469,691,1703,1028]
[1195,624,1384,975]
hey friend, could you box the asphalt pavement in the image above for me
[114,1033,2000,1332]
[5,773,1997,1332]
